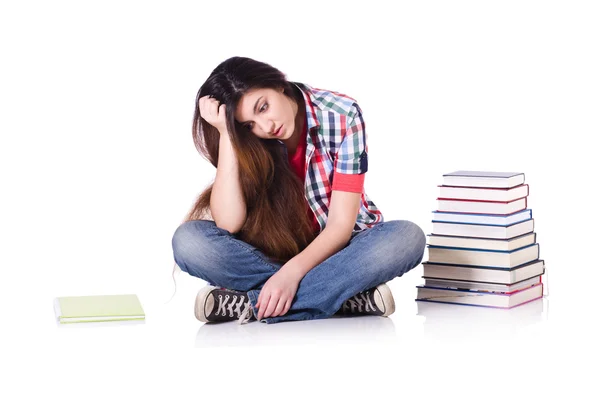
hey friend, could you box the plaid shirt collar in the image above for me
[294,82,320,132]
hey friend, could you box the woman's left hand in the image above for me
[255,264,303,320]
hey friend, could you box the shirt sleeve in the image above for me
[332,103,368,193]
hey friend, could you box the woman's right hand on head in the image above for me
[199,95,228,134]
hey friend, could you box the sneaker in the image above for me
[195,286,255,324]
[336,283,395,317]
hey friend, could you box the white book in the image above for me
[431,219,534,239]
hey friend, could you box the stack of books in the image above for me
[416,171,545,308]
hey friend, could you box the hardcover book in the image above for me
[54,294,145,324]
[437,197,527,215]
[442,171,525,188]
[431,218,534,239]
[432,209,532,226]
[438,184,529,202]
[422,275,542,293]
[427,243,540,268]
[426,232,536,251]
[416,283,543,308]
[421,259,545,284]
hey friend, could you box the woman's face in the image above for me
[234,87,297,141]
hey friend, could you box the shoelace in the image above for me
[237,304,254,325]
[214,292,254,324]
[341,290,377,314]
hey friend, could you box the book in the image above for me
[427,232,536,251]
[442,171,525,188]
[438,184,529,202]
[54,294,145,324]
[427,243,540,268]
[416,283,543,308]
[432,209,532,226]
[431,218,534,239]
[421,259,545,284]
[437,197,527,215]
[423,275,542,293]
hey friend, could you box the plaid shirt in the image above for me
[283,82,384,233]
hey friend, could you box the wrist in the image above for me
[283,260,306,281]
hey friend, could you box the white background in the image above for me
[1,0,598,395]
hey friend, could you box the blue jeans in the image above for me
[172,220,425,324]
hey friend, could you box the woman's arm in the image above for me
[255,190,360,320]
[198,96,247,233]
[210,133,247,233]
[285,190,360,276]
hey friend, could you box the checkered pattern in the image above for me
[293,82,383,233]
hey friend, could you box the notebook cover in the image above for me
[56,294,145,322]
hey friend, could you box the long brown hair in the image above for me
[184,57,317,264]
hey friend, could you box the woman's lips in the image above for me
[273,126,282,137]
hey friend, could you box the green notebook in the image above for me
[54,294,145,324]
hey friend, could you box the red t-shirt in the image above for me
[287,121,320,233]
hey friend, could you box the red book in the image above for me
[437,197,528,215]
[438,184,529,202]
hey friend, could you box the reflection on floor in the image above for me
[416,297,548,342]
[195,315,399,348]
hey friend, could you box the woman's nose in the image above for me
[257,118,274,134]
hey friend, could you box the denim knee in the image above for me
[397,220,426,271]
[375,220,426,276]
[171,220,220,279]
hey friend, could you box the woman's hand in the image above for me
[255,264,304,320]
[199,95,228,134]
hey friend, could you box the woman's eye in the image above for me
[244,103,266,130]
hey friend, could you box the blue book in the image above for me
[431,218,535,239]
[421,259,545,284]
[422,274,542,293]
[432,209,532,226]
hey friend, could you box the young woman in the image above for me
[171,56,425,324]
